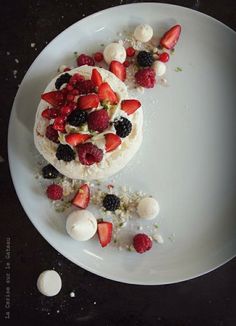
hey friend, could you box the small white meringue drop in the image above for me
[134,24,153,43]
[37,270,62,297]
[152,61,167,77]
[103,43,126,64]
[137,197,160,220]
[66,210,97,241]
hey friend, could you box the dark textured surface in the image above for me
[1,1,236,325]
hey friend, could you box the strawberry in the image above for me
[109,60,126,81]
[160,24,181,50]
[77,94,99,110]
[105,133,121,152]
[98,82,118,104]
[41,91,64,107]
[97,222,113,247]
[91,68,103,87]
[65,133,91,146]
[121,99,141,115]
[72,184,90,209]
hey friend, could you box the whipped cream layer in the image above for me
[34,66,143,180]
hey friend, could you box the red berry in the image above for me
[159,52,169,63]
[135,68,156,88]
[72,89,79,95]
[87,109,109,132]
[60,106,72,116]
[76,80,95,95]
[69,73,85,86]
[66,84,74,91]
[53,117,66,132]
[46,184,63,200]
[109,60,126,81]
[67,94,75,102]
[94,52,104,62]
[77,143,103,165]
[123,60,130,68]
[63,67,71,72]
[133,233,153,254]
[160,24,181,50]
[45,125,59,143]
[77,54,95,67]
[126,47,135,57]
[41,108,59,119]
[68,102,77,110]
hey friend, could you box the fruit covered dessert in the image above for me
[34,66,143,180]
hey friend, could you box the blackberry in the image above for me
[114,117,132,138]
[67,109,87,126]
[56,144,75,162]
[103,194,120,211]
[42,164,59,179]
[137,51,154,67]
[55,73,71,89]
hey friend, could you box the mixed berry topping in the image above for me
[56,144,75,162]
[137,51,154,67]
[114,117,132,138]
[77,143,103,165]
[42,164,60,179]
[102,194,120,211]
[67,109,88,127]
[55,73,71,90]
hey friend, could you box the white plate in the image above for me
[8,3,236,285]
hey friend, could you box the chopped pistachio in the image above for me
[175,66,182,72]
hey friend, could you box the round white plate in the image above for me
[8,3,236,285]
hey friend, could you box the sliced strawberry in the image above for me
[98,82,118,104]
[72,184,90,209]
[160,24,181,50]
[91,68,103,87]
[109,61,126,81]
[65,133,91,146]
[121,99,141,115]
[77,94,99,110]
[105,133,121,152]
[97,222,113,247]
[41,91,64,107]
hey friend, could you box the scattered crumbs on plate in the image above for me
[168,233,176,242]
[154,224,159,229]
[70,291,75,298]
[56,310,60,314]
[175,66,183,72]
[170,48,175,55]
[93,301,97,305]
[6,51,10,55]
[15,58,19,64]
[30,42,36,48]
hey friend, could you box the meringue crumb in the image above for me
[30,43,36,48]
[70,292,75,298]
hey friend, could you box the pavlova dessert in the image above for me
[34,66,143,180]
[35,22,181,254]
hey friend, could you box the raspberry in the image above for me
[102,194,120,211]
[137,51,154,67]
[67,109,87,126]
[77,143,103,165]
[69,73,85,86]
[77,54,95,67]
[133,234,153,254]
[42,164,59,179]
[87,109,109,132]
[135,68,156,88]
[56,144,75,162]
[55,73,71,89]
[114,117,132,138]
[94,52,104,62]
[45,125,59,143]
[41,108,59,119]
[123,60,130,68]
[46,184,63,200]
[76,80,95,94]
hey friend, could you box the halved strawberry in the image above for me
[160,24,181,50]
[65,133,91,146]
[72,184,90,209]
[91,68,103,87]
[121,99,141,115]
[109,61,126,81]
[105,133,121,152]
[77,94,99,110]
[41,91,64,107]
[97,222,113,247]
[98,82,118,104]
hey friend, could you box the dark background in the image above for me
[1,1,236,325]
